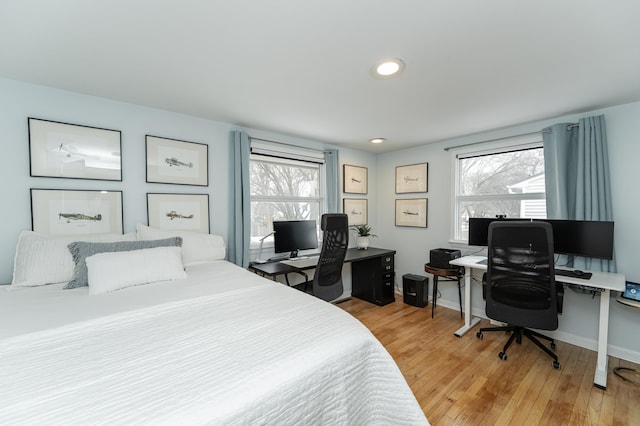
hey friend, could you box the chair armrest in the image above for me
[556,282,564,314]
[482,272,487,300]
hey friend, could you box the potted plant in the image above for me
[350,224,377,250]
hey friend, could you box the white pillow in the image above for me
[11,231,136,288]
[86,246,187,295]
[136,223,226,266]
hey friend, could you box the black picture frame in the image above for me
[30,188,124,235]
[146,135,209,186]
[343,164,368,194]
[146,193,210,233]
[395,198,428,228]
[28,117,122,181]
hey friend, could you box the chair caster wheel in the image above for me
[553,361,560,369]
[550,342,556,350]
[499,352,507,361]
[476,332,483,339]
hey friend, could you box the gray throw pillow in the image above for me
[64,237,183,289]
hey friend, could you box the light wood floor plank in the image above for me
[339,298,640,426]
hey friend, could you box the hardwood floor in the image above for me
[338,297,640,426]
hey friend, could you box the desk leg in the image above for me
[594,289,611,389]
[454,267,481,337]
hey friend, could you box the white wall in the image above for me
[375,101,640,362]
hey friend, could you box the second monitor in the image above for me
[273,219,318,259]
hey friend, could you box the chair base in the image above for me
[476,325,560,369]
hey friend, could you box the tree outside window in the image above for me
[250,155,322,245]
[454,143,546,242]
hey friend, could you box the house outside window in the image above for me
[250,153,324,248]
[450,133,547,243]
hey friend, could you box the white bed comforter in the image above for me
[0,261,427,425]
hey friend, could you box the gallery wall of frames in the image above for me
[27,117,210,236]
[342,162,429,228]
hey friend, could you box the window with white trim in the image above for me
[451,133,547,243]
[249,141,325,248]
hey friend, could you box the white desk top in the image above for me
[450,255,625,292]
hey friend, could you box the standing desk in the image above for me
[450,255,625,390]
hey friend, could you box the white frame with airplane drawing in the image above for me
[28,118,122,181]
[395,198,428,228]
[147,193,210,233]
[343,198,368,226]
[395,162,428,193]
[31,188,123,235]
[146,135,208,186]
[343,164,368,194]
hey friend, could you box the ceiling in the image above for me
[2,1,640,153]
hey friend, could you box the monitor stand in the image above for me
[289,249,299,259]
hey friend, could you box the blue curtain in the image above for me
[543,114,615,272]
[324,149,339,213]
[229,131,251,267]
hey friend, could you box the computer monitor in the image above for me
[468,217,614,260]
[273,220,318,258]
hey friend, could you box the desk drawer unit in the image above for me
[351,253,395,306]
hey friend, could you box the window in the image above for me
[451,133,546,243]
[250,154,324,248]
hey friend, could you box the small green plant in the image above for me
[350,224,377,237]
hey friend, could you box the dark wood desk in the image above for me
[248,247,396,305]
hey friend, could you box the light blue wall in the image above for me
[0,77,349,283]
[2,76,638,362]
[375,101,640,362]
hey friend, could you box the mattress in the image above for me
[0,261,428,425]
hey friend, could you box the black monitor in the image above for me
[468,217,614,260]
[273,220,318,258]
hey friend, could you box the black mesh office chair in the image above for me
[476,221,563,369]
[294,213,348,302]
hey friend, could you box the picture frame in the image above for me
[395,198,428,228]
[147,193,210,233]
[343,164,368,194]
[395,162,428,193]
[146,135,208,186]
[343,198,368,226]
[30,188,123,235]
[28,118,122,181]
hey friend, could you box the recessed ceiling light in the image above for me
[371,58,405,78]
[369,138,387,144]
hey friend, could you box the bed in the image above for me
[0,228,428,425]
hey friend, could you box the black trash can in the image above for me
[403,274,429,307]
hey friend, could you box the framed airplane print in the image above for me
[395,162,428,193]
[28,118,122,181]
[147,193,210,233]
[31,188,123,235]
[146,135,208,186]
[343,164,368,194]
[343,198,368,226]
[395,198,428,228]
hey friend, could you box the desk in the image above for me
[450,255,625,389]
[248,247,396,306]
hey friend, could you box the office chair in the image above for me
[476,221,563,369]
[294,213,349,302]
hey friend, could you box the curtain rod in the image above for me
[249,136,328,152]
[249,136,294,148]
[541,122,579,134]
[443,131,542,151]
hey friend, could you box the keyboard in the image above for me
[555,269,592,280]
[280,256,320,268]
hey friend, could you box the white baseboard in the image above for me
[465,304,640,365]
[391,294,640,364]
